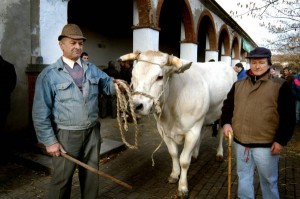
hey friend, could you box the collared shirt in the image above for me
[32,57,116,147]
[62,56,82,68]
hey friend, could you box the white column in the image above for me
[231,59,240,68]
[133,28,159,52]
[205,51,218,62]
[180,43,197,62]
[40,0,68,64]
[243,61,251,70]
[221,55,231,66]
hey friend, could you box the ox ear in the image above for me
[118,50,141,62]
[175,62,192,74]
[168,55,192,73]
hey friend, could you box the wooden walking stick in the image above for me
[228,132,233,199]
[61,153,133,190]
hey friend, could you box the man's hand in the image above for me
[46,143,66,157]
[223,124,233,138]
[271,142,283,155]
[113,79,126,93]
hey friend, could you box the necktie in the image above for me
[72,62,83,91]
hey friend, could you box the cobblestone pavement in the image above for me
[0,116,300,199]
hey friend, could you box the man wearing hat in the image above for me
[221,47,295,198]
[32,24,124,199]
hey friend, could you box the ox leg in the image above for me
[191,136,201,162]
[215,126,224,161]
[177,128,201,199]
[161,135,181,184]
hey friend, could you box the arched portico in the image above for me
[197,10,217,62]
[218,24,231,65]
[231,36,240,67]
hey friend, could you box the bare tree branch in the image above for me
[230,0,300,53]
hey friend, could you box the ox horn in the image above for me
[118,51,141,62]
[168,54,192,74]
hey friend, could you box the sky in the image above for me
[215,0,275,46]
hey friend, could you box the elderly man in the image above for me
[32,24,124,199]
[221,47,295,199]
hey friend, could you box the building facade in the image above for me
[0,0,256,134]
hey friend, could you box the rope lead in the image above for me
[114,81,139,149]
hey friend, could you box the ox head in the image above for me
[118,50,192,115]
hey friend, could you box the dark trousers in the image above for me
[100,95,117,118]
[0,107,9,152]
[48,123,101,199]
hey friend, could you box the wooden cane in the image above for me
[61,153,133,190]
[228,132,232,199]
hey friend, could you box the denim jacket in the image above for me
[32,58,116,147]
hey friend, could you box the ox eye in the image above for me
[157,76,163,81]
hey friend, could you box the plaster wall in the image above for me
[0,0,255,133]
[0,0,31,132]
[40,0,67,64]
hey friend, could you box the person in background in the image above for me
[281,66,294,85]
[81,51,89,62]
[270,67,279,77]
[234,62,247,80]
[119,60,133,85]
[221,47,295,199]
[101,60,120,118]
[32,24,124,199]
[292,72,300,124]
[0,55,17,161]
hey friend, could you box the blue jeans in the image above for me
[296,100,300,124]
[234,142,280,199]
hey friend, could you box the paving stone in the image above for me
[0,118,300,198]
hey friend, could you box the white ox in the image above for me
[118,50,237,198]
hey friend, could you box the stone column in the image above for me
[221,55,231,66]
[133,28,159,52]
[231,59,240,68]
[205,50,218,62]
[180,43,197,62]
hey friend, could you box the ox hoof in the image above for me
[177,191,189,199]
[168,176,178,184]
[215,155,224,162]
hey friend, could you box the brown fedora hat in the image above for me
[58,24,86,41]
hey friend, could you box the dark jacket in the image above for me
[0,55,17,107]
[119,67,132,84]
[292,74,300,101]
[103,65,120,79]
[237,68,247,80]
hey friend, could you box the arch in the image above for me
[157,0,196,43]
[180,0,196,42]
[156,0,196,56]
[157,0,181,56]
[231,36,240,59]
[197,10,217,62]
[218,24,231,60]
